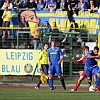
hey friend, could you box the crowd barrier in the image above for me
[0,31,99,76]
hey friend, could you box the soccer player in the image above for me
[35,43,49,89]
[70,46,91,91]
[85,46,100,91]
[48,39,66,90]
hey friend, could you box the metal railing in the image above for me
[42,31,98,76]
[0,27,99,76]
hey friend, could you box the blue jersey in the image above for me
[85,50,97,68]
[48,47,64,63]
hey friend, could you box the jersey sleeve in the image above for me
[48,49,50,58]
[54,1,57,6]
[37,51,42,67]
[58,47,64,56]
[88,50,92,55]
[77,56,84,63]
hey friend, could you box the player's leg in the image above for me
[58,75,66,90]
[48,64,54,90]
[71,71,87,91]
[55,64,66,90]
[92,67,100,91]
[42,65,56,89]
[92,75,100,90]
[73,73,85,91]
[42,64,49,75]
[79,70,92,90]
[98,84,100,90]
[85,68,92,89]
[83,71,92,89]
[42,64,49,84]
[35,65,45,89]
[35,80,42,89]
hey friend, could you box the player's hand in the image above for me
[98,55,100,58]
[48,61,51,65]
[70,56,74,60]
[39,67,42,71]
[3,14,6,18]
[96,55,100,59]
[58,60,62,64]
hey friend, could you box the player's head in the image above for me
[93,46,99,55]
[51,39,56,47]
[44,43,49,51]
[4,6,8,11]
[84,46,89,55]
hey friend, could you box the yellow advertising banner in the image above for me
[0,49,41,75]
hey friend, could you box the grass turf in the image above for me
[0,88,100,100]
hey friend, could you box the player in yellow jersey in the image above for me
[35,43,49,89]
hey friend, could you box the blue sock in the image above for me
[95,77,100,88]
[88,81,91,86]
[49,78,53,89]
[60,78,66,89]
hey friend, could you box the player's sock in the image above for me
[37,80,42,87]
[98,84,100,90]
[74,81,80,91]
[49,78,53,89]
[47,79,49,84]
[60,78,66,90]
[47,79,50,87]
[88,81,91,89]
[88,81,91,86]
[95,77,100,89]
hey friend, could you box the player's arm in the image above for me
[58,48,64,64]
[87,54,100,59]
[48,50,51,65]
[59,56,64,63]
[48,57,51,65]
[70,56,79,64]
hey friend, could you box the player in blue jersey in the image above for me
[85,46,100,92]
[48,39,66,90]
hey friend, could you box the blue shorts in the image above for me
[92,67,100,75]
[85,66,100,80]
[48,62,62,76]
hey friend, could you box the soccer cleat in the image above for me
[50,88,54,90]
[63,87,66,90]
[70,89,76,91]
[96,88,100,92]
[35,86,39,89]
[53,86,56,89]
[50,86,56,90]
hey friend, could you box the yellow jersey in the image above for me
[31,27,41,39]
[38,50,48,67]
[2,10,12,22]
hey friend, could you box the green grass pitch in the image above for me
[0,88,100,100]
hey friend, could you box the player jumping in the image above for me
[48,39,66,90]
[70,46,91,91]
